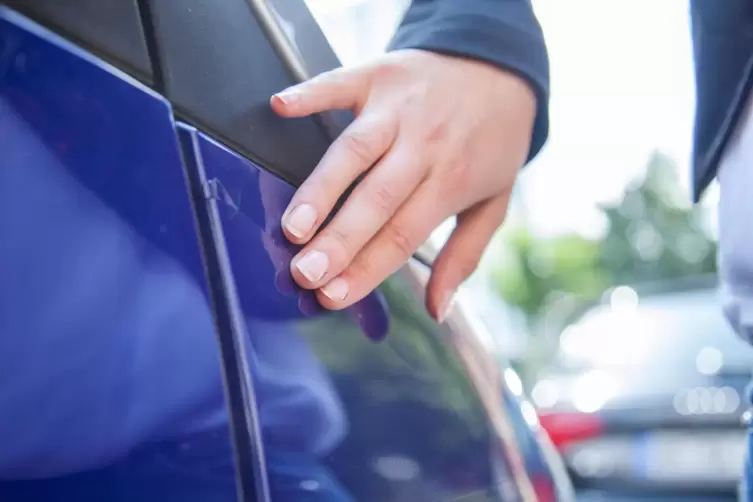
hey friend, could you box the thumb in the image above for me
[270,67,369,118]
[426,194,510,323]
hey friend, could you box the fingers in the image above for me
[289,140,425,289]
[281,111,398,244]
[425,194,510,322]
[313,181,445,310]
[270,67,370,118]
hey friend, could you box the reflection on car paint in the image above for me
[180,127,391,340]
[184,129,542,501]
[0,6,567,502]
[0,9,238,500]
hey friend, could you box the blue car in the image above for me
[0,2,573,500]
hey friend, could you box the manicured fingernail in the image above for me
[284,204,317,238]
[437,292,456,324]
[321,278,349,302]
[294,250,329,282]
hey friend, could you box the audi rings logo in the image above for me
[673,386,740,415]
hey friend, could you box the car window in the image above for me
[145,0,343,188]
[7,0,354,188]
[0,11,241,501]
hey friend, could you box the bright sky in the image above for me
[524,0,699,238]
[308,0,703,239]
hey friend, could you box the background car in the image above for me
[0,1,573,500]
[533,278,751,501]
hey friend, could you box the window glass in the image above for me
[147,0,334,187]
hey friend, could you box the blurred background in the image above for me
[305,0,749,500]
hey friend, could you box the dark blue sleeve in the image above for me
[688,0,753,200]
[390,0,550,162]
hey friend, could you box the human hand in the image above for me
[271,49,536,322]
[258,165,391,340]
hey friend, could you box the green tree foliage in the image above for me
[598,151,716,284]
[493,150,716,322]
[491,229,607,320]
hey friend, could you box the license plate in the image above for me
[636,430,747,483]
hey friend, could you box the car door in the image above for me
[159,1,542,500]
[178,119,537,500]
[0,1,554,501]
[0,3,246,501]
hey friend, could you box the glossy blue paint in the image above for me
[0,5,572,502]
[0,8,239,500]
[179,127,390,341]
[177,124,271,502]
[180,126,535,499]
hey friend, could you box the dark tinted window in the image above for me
[3,0,153,83]
[0,12,238,501]
[148,0,343,187]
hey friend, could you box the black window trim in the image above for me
[3,0,155,85]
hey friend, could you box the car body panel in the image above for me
[180,126,542,501]
[0,7,239,500]
[0,4,571,501]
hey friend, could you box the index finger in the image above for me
[281,110,398,244]
[271,66,370,118]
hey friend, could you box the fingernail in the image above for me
[294,250,329,282]
[284,204,317,238]
[321,278,349,302]
[274,86,300,105]
[437,292,456,324]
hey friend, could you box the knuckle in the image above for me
[372,58,408,82]
[347,250,387,292]
[441,156,472,196]
[322,226,354,262]
[348,253,376,282]
[369,182,399,217]
[396,85,429,113]
[450,150,472,176]
[383,223,416,257]
[341,129,376,165]
[422,119,449,145]
[433,178,460,210]
[302,172,339,203]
